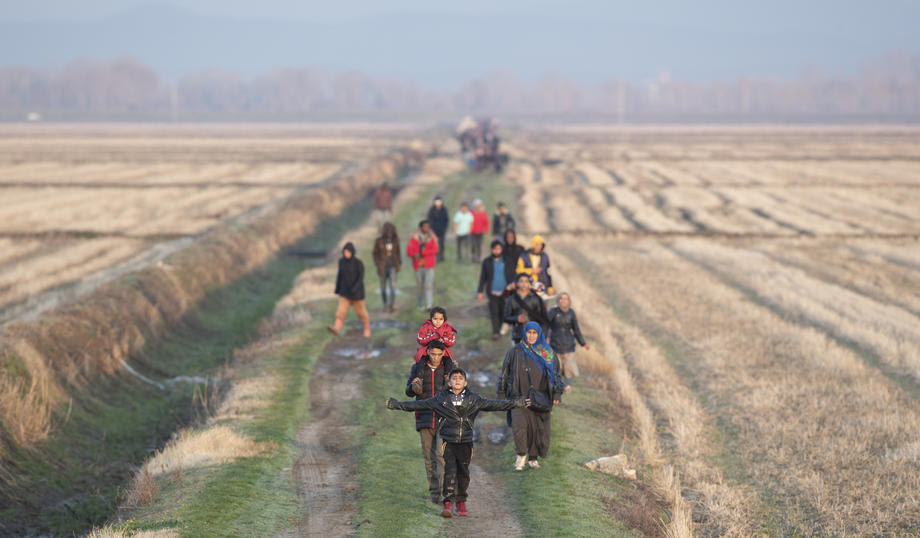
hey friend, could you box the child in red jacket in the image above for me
[414,306,457,362]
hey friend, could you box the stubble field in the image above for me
[0,123,419,321]
[504,125,920,535]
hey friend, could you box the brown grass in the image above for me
[0,148,422,463]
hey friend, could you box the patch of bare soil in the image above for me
[286,328,386,537]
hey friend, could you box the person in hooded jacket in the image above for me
[328,242,371,338]
[413,306,457,362]
[427,196,449,262]
[502,229,525,283]
[404,340,455,504]
[503,274,548,344]
[372,222,401,313]
[547,292,589,392]
[387,367,528,518]
[515,235,554,296]
[497,321,564,471]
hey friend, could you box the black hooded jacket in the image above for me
[404,354,456,431]
[387,388,526,443]
[503,291,548,342]
[427,203,449,235]
[334,243,365,300]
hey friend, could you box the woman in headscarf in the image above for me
[497,321,563,471]
[328,242,371,338]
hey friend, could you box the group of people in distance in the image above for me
[331,188,590,519]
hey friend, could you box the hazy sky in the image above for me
[1,1,917,86]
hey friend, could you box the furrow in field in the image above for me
[571,239,920,534]
[605,186,695,232]
[553,245,760,536]
[752,239,920,317]
[670,239,920,391]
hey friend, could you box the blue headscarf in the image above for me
[519,321,563,391]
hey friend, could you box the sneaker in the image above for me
[499,324,509,336]
[441,501,452,518]
[528,459,540,469]
[514,454,526,471]
[457,501,468,516]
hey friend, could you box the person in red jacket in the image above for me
[406,219,439,311]
[414,306,458,362]
[469,198,490,264]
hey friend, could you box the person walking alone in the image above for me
[328,242,371,338]
[372,222,401,313]
[427,196,449,263]
[407,220,439,311]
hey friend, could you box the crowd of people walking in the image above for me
[334,185,591,518]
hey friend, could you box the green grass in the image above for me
[0,184,399,536]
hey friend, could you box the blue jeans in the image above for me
[414,267,434,309]
[379,267,397,308]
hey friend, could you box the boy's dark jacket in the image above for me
[387,388,526,443]
[404,355,456,431]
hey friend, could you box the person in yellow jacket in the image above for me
[515,235,554,296]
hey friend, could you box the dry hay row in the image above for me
[0,148,424,458]
[671,239,920,387]
[554,248,761,536]
[752,240,920,318]
[587,239,920,534]
[508,174,693,535]
[777,188,919,235]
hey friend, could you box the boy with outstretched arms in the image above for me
[404,340,455,504]
[386,368,529,518]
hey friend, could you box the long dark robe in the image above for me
[497,345,563,459]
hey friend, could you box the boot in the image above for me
[457,501,468,516]
[441,501,452,518]
[514,454,526,471]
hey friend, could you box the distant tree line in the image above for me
[0,54,918,121]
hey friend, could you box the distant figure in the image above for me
[500,229,526,336]
[516,235,553,296]
[503,274,548,345]
[492,202,516,241]
[328,242,371,338]
[372,222,401,313]
[453,202,474,263]
[547,292,589,392]
[407,220,439,311]
[372,182,394,229]
[427,196,449,263]
[470,199,490,262]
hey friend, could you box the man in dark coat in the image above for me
[404,341,455,504]
[492,202,516,241]
[427,196,449,262]
[477,240,513,340]
[497,322,563,470]
[503,274,548,344]
[502,229,525,283]
[328,242,370,337]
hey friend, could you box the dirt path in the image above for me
[286,331,369,537]
[286,297,527,536]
